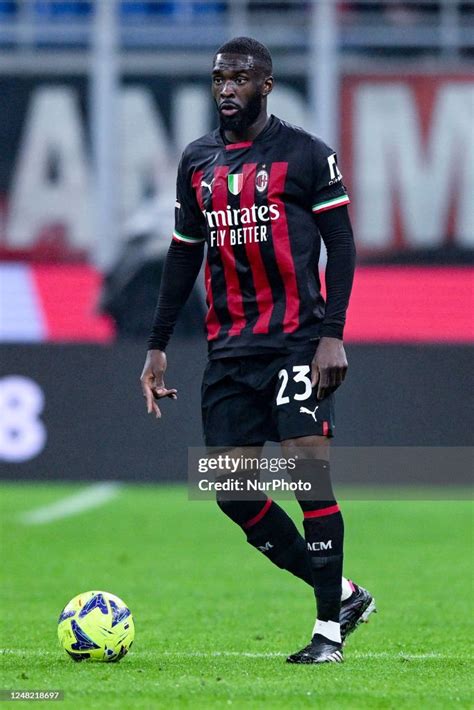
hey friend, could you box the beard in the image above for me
[218,91,263,132]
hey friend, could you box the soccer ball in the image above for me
[57,590,135,662]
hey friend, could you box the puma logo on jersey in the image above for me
[299,404,319,422]
[201,178,215,194]
[257,541,274,553]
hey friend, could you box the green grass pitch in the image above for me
[1,483,472,709]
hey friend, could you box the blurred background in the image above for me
[0,0,472,483]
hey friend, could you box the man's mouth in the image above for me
[219,103,240,117]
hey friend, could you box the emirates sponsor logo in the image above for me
[204,203,280,229]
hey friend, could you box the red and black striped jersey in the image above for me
[173,115,351,359]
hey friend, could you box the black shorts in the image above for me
[201,347,335,447]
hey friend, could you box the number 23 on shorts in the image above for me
[276,365,312,406]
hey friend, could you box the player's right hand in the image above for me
[140,349,177,419]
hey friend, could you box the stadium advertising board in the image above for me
[1,262,472,345]
[0,342,471,482]
[0,71,471,261]
[341,73,473,253]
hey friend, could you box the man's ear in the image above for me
[262,75,274,97]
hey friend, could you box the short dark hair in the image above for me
[213,36,273,74]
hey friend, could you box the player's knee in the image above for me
[281,435,329,460]
[215,490,268,528]
[288,458,336,505]
[215,493,239,519]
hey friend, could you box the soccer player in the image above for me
[141,37,376,664]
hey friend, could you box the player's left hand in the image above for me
[311,337,348,400]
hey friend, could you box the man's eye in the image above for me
[236,77,247,85]
[213,77,222,84]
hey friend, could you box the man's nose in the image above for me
[220,81,235,97]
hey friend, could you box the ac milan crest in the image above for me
[255,168,269,193]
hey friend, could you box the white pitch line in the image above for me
[160,651,449,661]
[0,649,457,661]
[18,482,122,525]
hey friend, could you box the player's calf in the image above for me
[216,480,313,586]
[293,459,344,619]
[282,456,346,657]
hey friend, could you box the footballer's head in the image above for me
[212,37,273,133]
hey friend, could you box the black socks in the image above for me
[292,459,344,623]
[215,458,344,625]
[216,494,313,586]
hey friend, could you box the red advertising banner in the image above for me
[0,263,471,343]
[345,266,473,343]
[340,73,473,255]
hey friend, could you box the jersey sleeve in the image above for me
[310,139,350,216]
[173,152,207,245]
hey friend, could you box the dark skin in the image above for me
[140,52,349,435]
[211,53,273,142]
